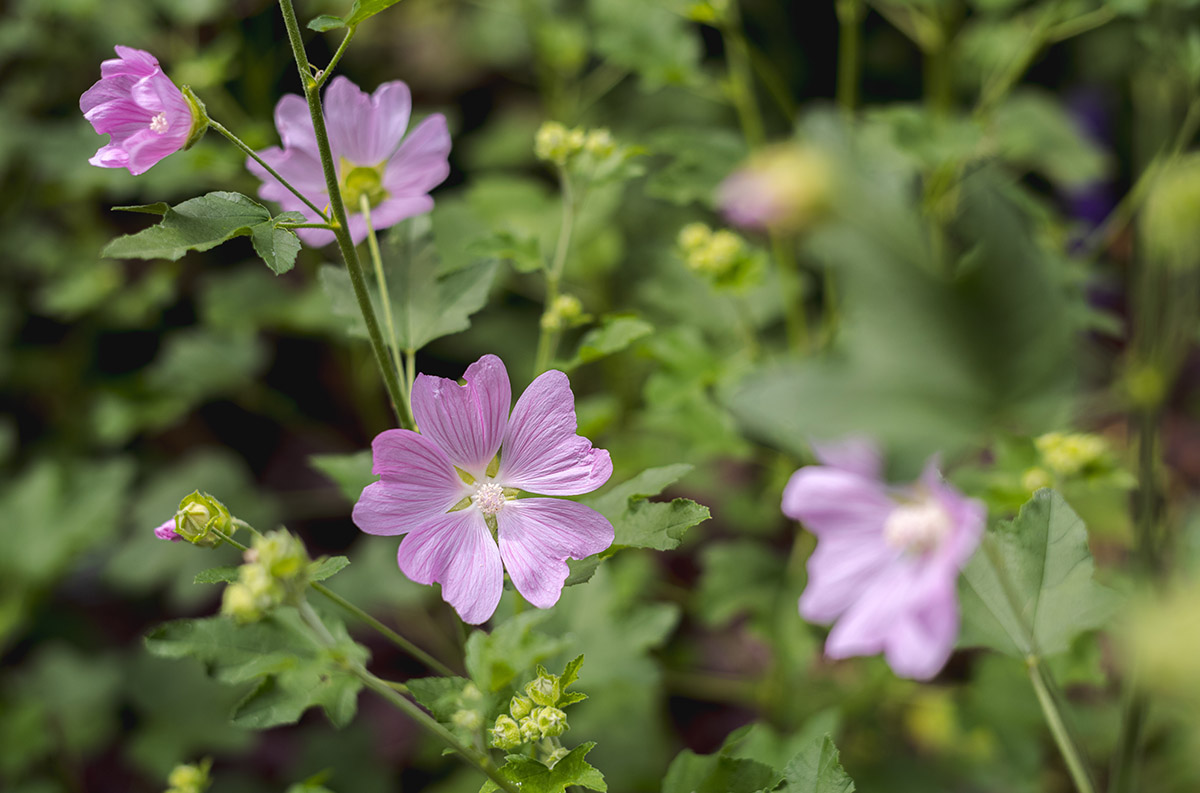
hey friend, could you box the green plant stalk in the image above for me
[277,0,411,429]
[836,0,864,114]
[278,222,336,230]
[533,167,576,376]
[295,601,521,793]
[314,26,356,89]
[212,528,457,676]
[1028,658,1097,793]
[207,117,331,222]
[360,194,409,408]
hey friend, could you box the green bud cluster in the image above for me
[449,682,486,736]
[174,491,233,548]
[534,122,640,183]
[535,121,586,166]
[1033,432,1111,478]
[676,223,761,289]
[540,293,590,331]
[489,658,588,750]
[221,529,311,624]
[165,758,211,793]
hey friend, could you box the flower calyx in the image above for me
[180,85,209,150]
[174,491,234,548]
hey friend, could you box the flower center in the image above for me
[149,112,170,134]
[473,483,508,516]
[883,498,952,554]
[340,162,389,210]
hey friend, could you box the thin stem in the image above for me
[836,0,864,114]
[211,528,457,676]
[1028,658,1098,793]
[294,601,521,793]
[207,117,330,222]
[277,0,411,429]
[1046,6,1116,44]
[314,27,356,89]
[771,235,809,352]
[278,222,336,230]
[360,194,408,403]
[533,168,576,376]
[1109,676,1148,793]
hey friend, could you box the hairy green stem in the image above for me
[295,601,520,793]
[533,167,576,377]
[207,117,330,222]
[1028,658,1097,793]
[277,0,411,429]
[314,27,356,89]
[836,0,864,114]
[278,222,336,230]
[360,194,409,407]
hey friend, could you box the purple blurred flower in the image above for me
[353,354,614,624]
[80,46,196,175]
[247,76,451,248]
[782,439,984,680]
[717,144,831,233]
[154,518,182,542]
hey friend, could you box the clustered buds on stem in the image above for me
[489,660,587,754]
[221,529,312,624]
[164,759,211,793]
[676,222,762,289]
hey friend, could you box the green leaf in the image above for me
[406,676,474,722]
[464,612,565,693]
[662,748,781,793]
[959,489,1121,657]
[307,14,346,31]
[991,90,1108,186]
[482,742,607,793]
[582,464,710,552]
[345,0,405,27]
[310,556,350,582]
[194,566,239,584]
[309,451,374,504]
[645,127,748,208]
[779,735,856,793]
[557,315,653,372]
[588,0,702,90]
[320,216,498,352]
[695,541,786,628]
[144,608,368,729]
[103,192,303,274]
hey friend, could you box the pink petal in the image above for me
[153,519,182,542]
[325,77,414,165]
[495,370,612,496]
[883,595,959,680]
[397,509,502,624]
[799,533,899,623]
[920,459,986,570]
[810,436,883,480]
[274,94,320,156]
[383,115,452,196]
[497,499,614,608]
[103,46,160,79]
[823,562,914,660]
[352,429,472,535]
[781,466,894,536]
[411,355,511,477]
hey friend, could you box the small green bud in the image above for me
[677,222,712,253]
[166,758,211,793]
[509,694,534,720]
[539,293,587,331]
[490,714,523,750]
[251,529,310,582]
[451,708,483,732]
[1034,432,1109,477]
[518,715,541,743]
[221,581,263,624]
[525,672,560,707]
[175,491,233,548]
[544,746,570,769]
[1020,467,1053,493]
[535,121,584,166]
[460,683,483,703]
[583,128,616,159]
[534,705,568,737]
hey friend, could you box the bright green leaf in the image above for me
[482,742,607,793]
[557,315,653,371]
[465,612,565,693]
[194,566,239,584]
[661,748,780,793]
[308,14,346,31]
[583,464,710,552]
[309,451,374,503]
[779,735,856,793]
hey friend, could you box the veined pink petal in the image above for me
[810,436,883,480]
[799,533,898,623]
[883,595,959,680]
[154,519,182,542]
[382,115,452,196]
[495,370,612,496]
[397,509,503,624]
[411,355,511,477]
[352,429,472,535]
[274,94,319,156]
[822,561,916,659]
[325,78,413,166]
[781,466,894,537]
[497,499,614,608]
[103,46,159,79]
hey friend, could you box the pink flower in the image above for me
[247,76,451,248]
[717,143,831,233]
[80,46,197,175]
[782,439,984,680]
[154,518,182,542]
[352,355,614,624]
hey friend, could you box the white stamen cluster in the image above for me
[473,482,507,515]
[883,499,952,553]
[149,112,170,134]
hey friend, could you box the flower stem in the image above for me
[277,0,411,430]
[836,0,864,114]
[212,528,456,676]
[1028,656,1098,793]
[295,600,520,793]
[533,167,576,377]
[278,222,335,230]
[360,194,409,410]
[207,116,331,222]
[314,27,356,89]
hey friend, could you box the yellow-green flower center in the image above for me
[341,162,389,209]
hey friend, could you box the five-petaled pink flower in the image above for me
[353,355,614,624]
[782,438,984,680]
[247,76,451,248]
[81,46,198,175]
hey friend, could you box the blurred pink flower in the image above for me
[782,439,984,680]
[154,518,182,542]
[80,46,196,175]
[353,355,614,624]
[247,76,451,247]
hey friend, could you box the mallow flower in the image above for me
[153,519,182,542]
[352,354,614,624]
[81,46,203,175]
[782,439,985,680]
[247,76,451,247]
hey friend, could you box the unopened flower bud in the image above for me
[452,708,483,731]
[525,672,560,707]
[510,694,534,720]
[677,222,712,253]
[583,129,616,158]
[718,143,832,233]
[251,529,309,581]
[534,705,568,737]
[174,491,233,547]
[518,715,541,742]
[166,759,212,793]
[1034,432,1108,477]
[490,714,523,750]
[535,121,584,166]
[540,293,586,331]
[154,519,182,542]
[221,582,262,624]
